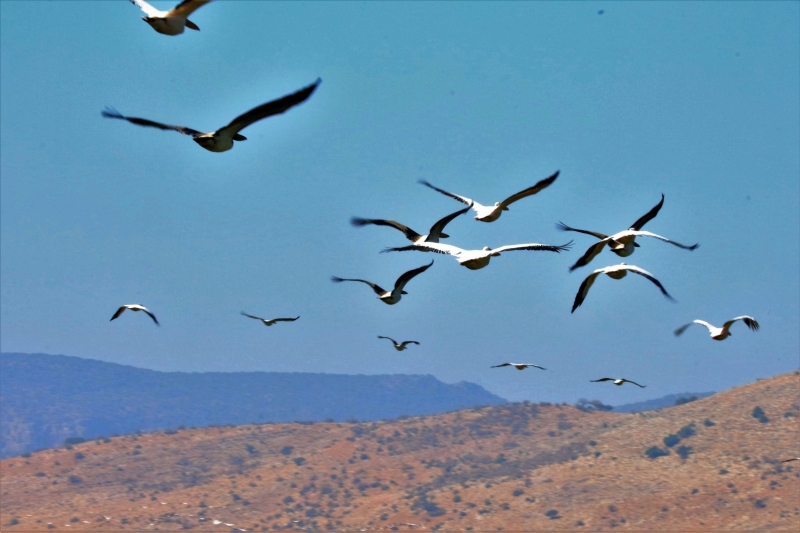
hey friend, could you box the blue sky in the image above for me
[1,1,798,404]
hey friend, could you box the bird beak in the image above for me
[401,290,408,294]
[185,20,200,31]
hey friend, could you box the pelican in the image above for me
[241,312,300,327]
[781,458,800,463]
[351,204,471,244]
[110,304,159,325]
[378,336,420,351]
[418,170,559,222]
[102,78,320,152]
[381,241,572,270]
[674,316,759,340]
[557,194,698,270]
[128,0,212,36]
[591,378,646,388]
[572,263,674,313]
[491,363,546,371]
[331,260,434,305]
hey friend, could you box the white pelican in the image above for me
[381,240,572,270]
[351,204,471,244]
[102,78,320,152]
[491,363,546,371]
[557,194,698,269]
[674,316,759,340]
[591,377,646,388]
[241,312,300,327]
[418,171,559,222]
[110,304,159,325]
[378,336,420,351]
[128,0,212,36]
[571,263,674,313]
[331,260,434,305]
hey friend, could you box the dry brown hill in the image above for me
[2,372,798,531]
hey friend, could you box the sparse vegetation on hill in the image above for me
[0,372,798,531]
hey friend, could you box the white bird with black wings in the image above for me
[491,363,546,371]
[102,78,320,152]
[241,312,300,327]
[674,316,759,340]
[378,336,420,351]
[382,241,572,270]
[331,261,434,305]
[128,0,213,36]
[350,204,471,244]
[572,263,674,313]
[110,304,159,325]
[591,377,646,388]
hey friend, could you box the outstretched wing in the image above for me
[399,341,420,348]
[143,309,160,326]
[569,239,609,271]
[378,336,398,345]
[271,316,300,323]
[491,363,513,368]
[393,260,434,292]
[555,221,608,240]
[498,170,559,208]
[350,217,422,242]
[418,180,474,207]
[217,78,321,137]
[673,322,696,337]
[723,316,760,333]
[623,265,675,301]
[628,230,699,251]
[331,276,386,296]
[427,204,472,241]
[571,271,603,313]
[381,243,457,256]
[110,306,127,321]
[492,241,573,254]
[241,311,266,321]
[629,194,664,231]
[622,379,646,388]
[129,0,161,17]
[102,107,202,136]
[590,378,614,383]
[168,0,212,17]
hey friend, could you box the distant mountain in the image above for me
[613,391,715,413]
[0,353,506,458]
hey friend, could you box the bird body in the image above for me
[591,377,646,388]
[491,363,546,371]
[331,261,434,305]
[102,79,320,152]
[378,336,420,351]
[572,263,674,312]
[110,304,159,325]
[382,241,572,270]
[129,0,212,35]
[351,204,471,244]
[419,171,559,223]
[674,316,759,340]
[241,312,300,327]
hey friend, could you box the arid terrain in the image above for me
[1,371,798,531]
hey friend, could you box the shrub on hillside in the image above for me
[64,437,86,446]
[281,446,294,455]
[677,423,696,439]
[703,419,715,427]
[663,434,681,448]
[752,406,769,423]
[645,446,670,459]
[68,475,82,484]
[545,509,561,519]
[676,445,693,460]
[293,457,306,466]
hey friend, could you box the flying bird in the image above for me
[378,336,420,351]
[591,377,646,388]
[128,0,213,36]
[241,312,300,327]
[418,170,559,222]
[382,240,572,270]
[102,78,321,152]
[110,304,159,325]
[491,363,546,371]
[674,316,759,340]
[331,260,434,305]
[572,263,674,313]
[351,204,471,244]
[557,194,698,269]
[781,458,800,463]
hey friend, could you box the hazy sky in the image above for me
[1,1,798,404]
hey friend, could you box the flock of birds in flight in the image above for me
[107,0,762,393]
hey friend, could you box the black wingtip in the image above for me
[101,107,123,119]
[330,276,343,283]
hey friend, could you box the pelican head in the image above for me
[482,246,491,251]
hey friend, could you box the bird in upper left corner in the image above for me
[128,0,214,36]
[110,304,159,326]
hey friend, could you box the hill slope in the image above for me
[1,371,798,531]
[0,353,505,458]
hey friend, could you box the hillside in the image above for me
[614,391,716,413]
[1,371,798,531]
[0,353,505,458]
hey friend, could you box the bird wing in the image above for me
[569,239,610,271]
[622,379,646,388]
[427,204,472,240]
[378,336,398,345]
[529,364,546,370]
[629,194,664,230]
[400,341,420,348]
[673,322,696,337]
[491,363,513,368]
[241,311,266,321]
[271,316,300,323]
[418,180,475,207]
[590,378,614,382]
[143,309,160,325]
[350,217,422,242]
[622,265,675,301]
[216,79,321,137]
[381,243,459,256]
[723,316,760,333]
[393,260,434,292]
[102,107,202,136]
[571,270,603,312]
[498,170,560,208]
[168,0,212,17]
[331,276,386,296]
[492,241,573,254]
[555,221,608,240]
[129,0,161,17]
[628,230,699,250]
[110,306,127,321]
